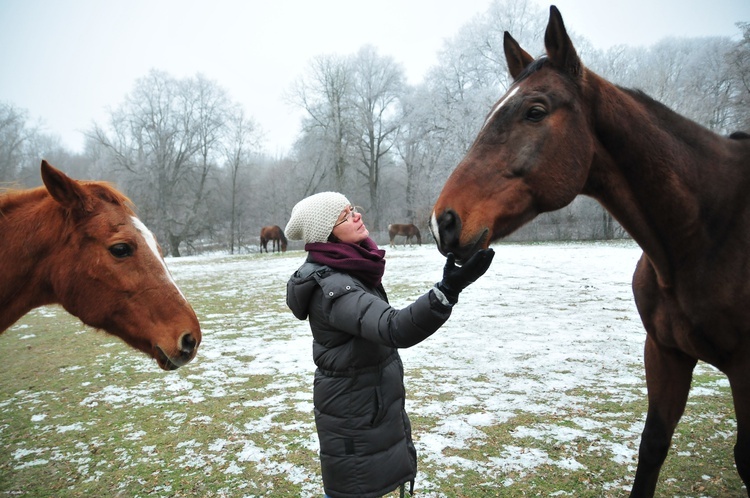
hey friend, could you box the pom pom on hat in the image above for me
[285,192,351,244]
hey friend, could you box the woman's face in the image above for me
[331,205,369,244]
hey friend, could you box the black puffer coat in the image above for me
[287,260,452,498]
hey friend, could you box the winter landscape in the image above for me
[0,241,742,497]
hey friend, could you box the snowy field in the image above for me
[1,240,741,497]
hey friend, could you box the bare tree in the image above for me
[90,70,233,256]
[167,74,231,254]
[726,22,750,132]
[395,85,450,224]
[290,131,332,194]
[348,45,404,229]
[0,103,32,182]
[290,54,353,191]
[223,106,258,254]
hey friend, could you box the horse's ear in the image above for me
[544,5,582,78]
[41,160,90,212]
[504,31,535,80]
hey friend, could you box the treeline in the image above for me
[1,0,748,255]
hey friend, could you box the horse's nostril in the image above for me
[437,209,462,251]
[179,332,197,354]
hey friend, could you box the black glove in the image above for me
[437,248,495,304]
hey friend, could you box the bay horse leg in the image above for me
[729,370,750,488]
[630,335,696,497]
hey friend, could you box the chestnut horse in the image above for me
[260,225,287,253]
[0,160,201,371]
[388,223,422,247]
[431,6,750,497]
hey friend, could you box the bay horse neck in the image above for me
[583,70,749,286]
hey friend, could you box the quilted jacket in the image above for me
[287,259,452,498]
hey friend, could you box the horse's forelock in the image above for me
[83,181,136,215]
[513,56,548,83]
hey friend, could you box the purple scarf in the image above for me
[305,237,386,288]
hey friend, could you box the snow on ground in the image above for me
[4,240,734,496]
[173,240,651,495]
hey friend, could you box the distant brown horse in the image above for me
[260,225,287,253]
[0,160,201,371]
[388,223,421,247]
[430,6,750,497]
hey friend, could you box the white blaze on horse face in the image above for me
[481,85,520,132]
[430,213,441,248]
[130,216,188,303]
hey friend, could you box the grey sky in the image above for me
[0,0,747,156]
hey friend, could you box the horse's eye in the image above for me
[109,243,133,258]
[525,105,547,122]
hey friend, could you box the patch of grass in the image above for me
[0,252,746,497]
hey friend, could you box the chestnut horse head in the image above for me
[0,160,201,370]
[430,5,750,496]
[260,225,287,253]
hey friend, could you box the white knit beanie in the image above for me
[285,192,351,244]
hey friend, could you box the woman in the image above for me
[285,192,494,498]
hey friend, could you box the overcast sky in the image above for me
[1,0,747,157]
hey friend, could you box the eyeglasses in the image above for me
[333,206,360,228]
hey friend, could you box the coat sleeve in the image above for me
[317,273,452,348]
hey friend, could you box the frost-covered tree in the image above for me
[290,54,353,192]
[348,45,405,229]
[725,22,750,132]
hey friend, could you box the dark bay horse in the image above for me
[0,160,201,370]
[260,225,287,253]
[388,223,422,247]
[430,6,750,497]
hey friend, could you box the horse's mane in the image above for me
[0,187,45,215]
[81,181,135,211]
[613,85,719,142]
[619,88,679,119]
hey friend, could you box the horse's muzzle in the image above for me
[155,331,200,370]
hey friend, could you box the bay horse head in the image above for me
[431,5,592,262]
[0,161,202,370]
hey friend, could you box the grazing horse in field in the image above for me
[0,160,202,371]
[260,225,287,253]
[430,6,750,497]
[388,223,422,247]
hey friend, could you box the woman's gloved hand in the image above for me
[437,248,495,304]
